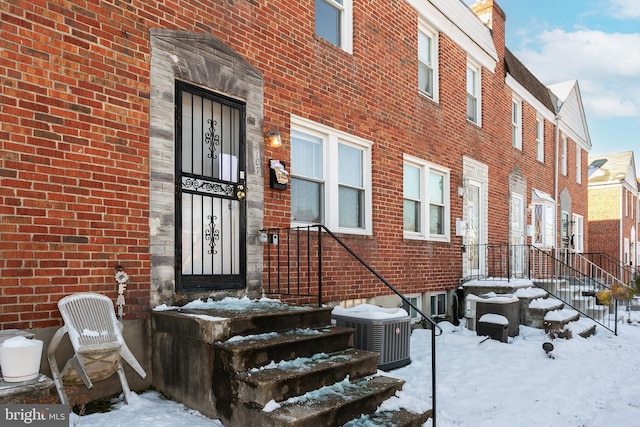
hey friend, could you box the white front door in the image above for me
[511,194,525,277]
[465,180,484,277]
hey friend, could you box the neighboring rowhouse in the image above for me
[0,0,590,400]
[588,151,639,278]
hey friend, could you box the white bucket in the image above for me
[0,336,43,382]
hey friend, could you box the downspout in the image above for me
[620,183,624,266]
[637,192,639,270]
[554,115,560,248]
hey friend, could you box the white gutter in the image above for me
[620,186,624,265]
[555,115,560,248]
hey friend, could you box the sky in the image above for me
[69,285,640,427]
[465,0,640,176]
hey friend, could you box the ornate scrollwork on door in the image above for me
[182,177,235,197]
[205,215,220,254]
[205,118,220,160]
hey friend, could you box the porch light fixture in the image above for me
[266,131,282,148]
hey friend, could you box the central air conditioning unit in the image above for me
[331,305,411,370]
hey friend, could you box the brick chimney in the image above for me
[469,0,506,67]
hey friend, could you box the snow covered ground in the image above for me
[70,304,640,427]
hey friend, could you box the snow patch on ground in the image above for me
[72,297,640,427]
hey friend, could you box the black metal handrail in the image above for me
[529,246,618,335]
[461,243,530,282]
[461,243,621,334]
[261,224,442,426]
[583,252,638,286]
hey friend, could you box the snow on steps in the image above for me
[465,282,601,340]
[542,303,596,338]
[206,304,431,427]
[261,375,405,427]
[344,407,433,427]
[152,303,431,427]
[525,295,564,329]
[236,349,379,406]
[503,287,597,338]
[214,326,355,372]
[566,317,598,338]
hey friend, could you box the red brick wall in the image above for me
[1,1,154,328]
[1,0,588,327]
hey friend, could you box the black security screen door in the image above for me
[176,81,246,291]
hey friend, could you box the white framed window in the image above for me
[430,292,446,318]
[418,23,438,101]
[625,189,629,217]
[624,238,630,264]
[536,117,544,162]
[290,116,372,234]
[405,294,423,324]
[512,97,522,150]
[572,213,584,252]
[576,146,582,184]
[315,0,353,53]
[466,61,481,125]
[561,135,567,176]
[403,155,450,241]
[532,201,556,247]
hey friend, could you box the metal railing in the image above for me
[583,252,638,286]
[461,243,530,282]
[462,244,622,334]
[261,224,442,426]
[529,247,618,335]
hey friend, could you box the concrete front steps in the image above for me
[516,283,597,338]
[463,281,598,339]
[152,302,431,427]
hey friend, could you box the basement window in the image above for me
[405,294,423,324]
[430,293,446,318]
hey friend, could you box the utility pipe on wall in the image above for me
[554,115,561,248]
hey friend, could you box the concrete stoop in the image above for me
[152,303,431,427]
[465,281,600,340]
[524,296,564,329]
[524,283,599,338]
[0,375,56,404]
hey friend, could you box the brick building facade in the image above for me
[1,0,590,337]
[588,151,639,270]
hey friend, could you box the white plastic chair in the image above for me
[47,292,147,405]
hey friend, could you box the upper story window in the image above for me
[315,0,353,53]
[290,116,371,234]
[403,155,450,241]
[576,146,582,184]
[536,117,544,162]
[561,135,567,175]
[512,98,522,150]
[466,62,481,125]
[418,24,438,101]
